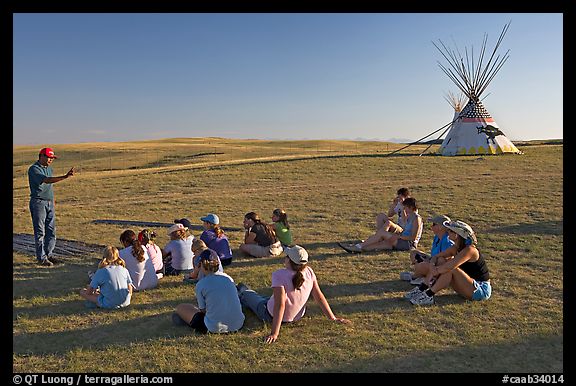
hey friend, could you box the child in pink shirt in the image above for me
[138,229,164,278]
[236,245,351,343]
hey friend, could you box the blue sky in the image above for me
[13,13,563,145]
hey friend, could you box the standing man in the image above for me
[28,147,75,266]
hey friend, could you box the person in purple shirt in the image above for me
[199,213,233,266]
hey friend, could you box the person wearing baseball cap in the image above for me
[236,245,351,344]
[162,223,194,275]
[408,219,491,306]
[27,147,76,266]
[199,213,233,267]
[174,218,193,230]
[401,214,455,285]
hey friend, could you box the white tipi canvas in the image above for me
[438,99,520,155]
[433,22,521,156]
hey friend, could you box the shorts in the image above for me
[394,239,414,251]
[471,280,492,301]
[190,312,208,334]
[243,241,283,258]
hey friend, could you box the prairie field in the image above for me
[12,138,563,373]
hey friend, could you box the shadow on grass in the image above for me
[13,303,269,355]
[487,220,563,236]
[13,263,99,299]
[92,219,243,232]
[311,333,563,373]
[13,233,104,259]
[229,242,400,268]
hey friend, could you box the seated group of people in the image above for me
[79,188,491,342]
[79,208,351,343]
[338,187,492,306]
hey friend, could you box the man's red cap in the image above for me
[39,147,58,158]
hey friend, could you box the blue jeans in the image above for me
[239,289,273,322]
[29,198,56,262]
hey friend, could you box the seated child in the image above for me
[80,246,134,309]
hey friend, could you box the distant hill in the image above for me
[401,138,562,145]
[513,139,563,146]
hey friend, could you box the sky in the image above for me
[13,13,563,145]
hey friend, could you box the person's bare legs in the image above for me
[376,213,389,231]
[360,228,398,249]
[79,288,99,304]
[446,268,475,300]
[176,303,201,324]
[361,239,395,251]
[413,261,433,278]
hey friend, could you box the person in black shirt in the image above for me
[408,220,491,306]
[239,212,283,258]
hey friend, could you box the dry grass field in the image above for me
[12,138,563,373]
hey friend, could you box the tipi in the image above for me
[444,90,467,125]
[435,23,521,156]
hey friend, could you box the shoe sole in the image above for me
[410,297,435,305]
[404,291,421,299]
[337,242,361,254]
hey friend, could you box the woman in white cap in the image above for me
[162,223,194,276]
[236,245,351,343]
[408,220,491,306]
[199,213,233,266]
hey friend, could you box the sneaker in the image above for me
[47,256,63,265]
[38,258,54,267]
[410,277,425,285]
[236,282,249,296]
[410,291,435,305]
[404,286,422,299]
[172,312,190,327]
[400,271,413,281]
[337,242,362,253]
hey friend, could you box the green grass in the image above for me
[12,138,563,373]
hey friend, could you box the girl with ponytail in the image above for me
[272,208,293,248]
[237,245,351,343]
[119,229,158,291]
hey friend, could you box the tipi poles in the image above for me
[418,124,453,156]
[386,120,454,157]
